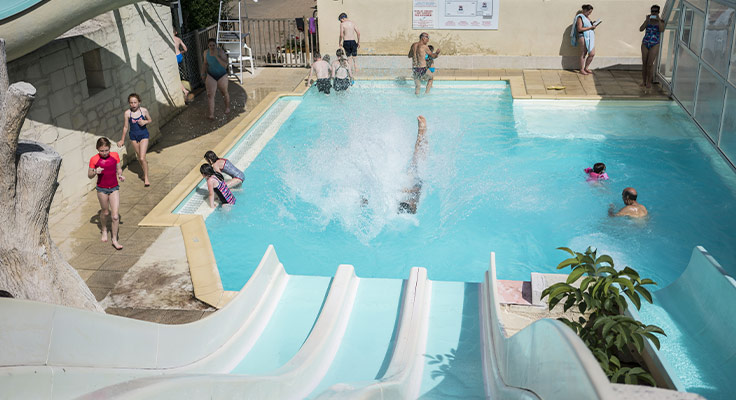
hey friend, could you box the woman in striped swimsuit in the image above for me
[200,164,236,208]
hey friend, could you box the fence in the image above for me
[178,24,218,90]
[176,18,318,87]
[246,18,319,68]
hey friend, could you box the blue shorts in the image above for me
[129,129,149,142]
[96,185,119,195]
[176,53,183,64]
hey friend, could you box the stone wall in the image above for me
[7,2,185,213]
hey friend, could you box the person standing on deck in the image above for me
[572,4,598,75]
[408,33,441,96]
[639,5,665,88]
[338,13,360,75]
[201,38,231,120]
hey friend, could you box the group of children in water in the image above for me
[88,93,245,250]
[305,48,355,95]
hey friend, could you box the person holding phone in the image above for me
[640,5,665,88]
[572,4,598,75]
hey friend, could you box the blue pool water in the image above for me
[202,81,736,291]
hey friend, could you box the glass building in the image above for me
[659,0,736,164]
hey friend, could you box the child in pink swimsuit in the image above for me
[584,162,609,182]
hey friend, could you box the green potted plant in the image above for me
[542,247,666,385]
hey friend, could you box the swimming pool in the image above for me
[179,81,736,292]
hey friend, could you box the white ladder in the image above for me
[216,1,256,81]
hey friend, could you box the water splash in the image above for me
[279,114,420,243]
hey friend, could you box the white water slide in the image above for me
[0,244,622,399]
[0,0,147,61]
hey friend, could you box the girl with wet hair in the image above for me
[203,150,244,188]
[200,164,236,208]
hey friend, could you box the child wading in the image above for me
[204,150,244,188]
[332,49,353,91]
[200,164,236,208]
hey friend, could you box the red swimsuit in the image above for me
[89,152,121,188]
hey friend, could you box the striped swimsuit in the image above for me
[211,176,236,205]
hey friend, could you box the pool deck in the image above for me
[48,67,669,324]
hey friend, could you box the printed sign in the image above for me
[413,0,499,30]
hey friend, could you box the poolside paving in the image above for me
[48,66,669,324]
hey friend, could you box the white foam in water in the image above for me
[279,114,421,243]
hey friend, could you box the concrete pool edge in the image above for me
[137,87,308,308]
[140,77,669,309]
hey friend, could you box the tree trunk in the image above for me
[0,38,103,312]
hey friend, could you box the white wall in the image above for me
[317,0,655,69]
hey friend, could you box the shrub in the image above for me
[181,0,220,31]
[541,247,666,386]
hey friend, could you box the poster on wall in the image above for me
[413,0,499,30]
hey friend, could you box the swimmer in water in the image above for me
[204,150,244,188]
[609,187,648,218]
[584,162,609,182]
[398,115,428,214]
[200,164,236,208]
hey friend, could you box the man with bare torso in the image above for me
[609,187,648,218]
[306,53,333,94]
[338,13,360,75]
[408,33,441,96]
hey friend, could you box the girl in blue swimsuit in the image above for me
[639,5,665,88]
[201,38,231,120]
[117,93,152,186]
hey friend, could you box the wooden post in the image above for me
[0,39,103,312]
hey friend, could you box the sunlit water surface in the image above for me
[204,81,736,291]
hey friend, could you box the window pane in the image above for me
[719,86,736,162]
[687,0,707,12]
[730,21,736,84]
[694,66,726,141]
[683,8,694,44]
[691,9,705,55]
[667,2,682,25]
[674,46,700,113]
[703,2,736,77]
[681,7,705,56]
[660,30,678,81]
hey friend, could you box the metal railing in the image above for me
[178,24,218,90]
[246,17,318,67]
